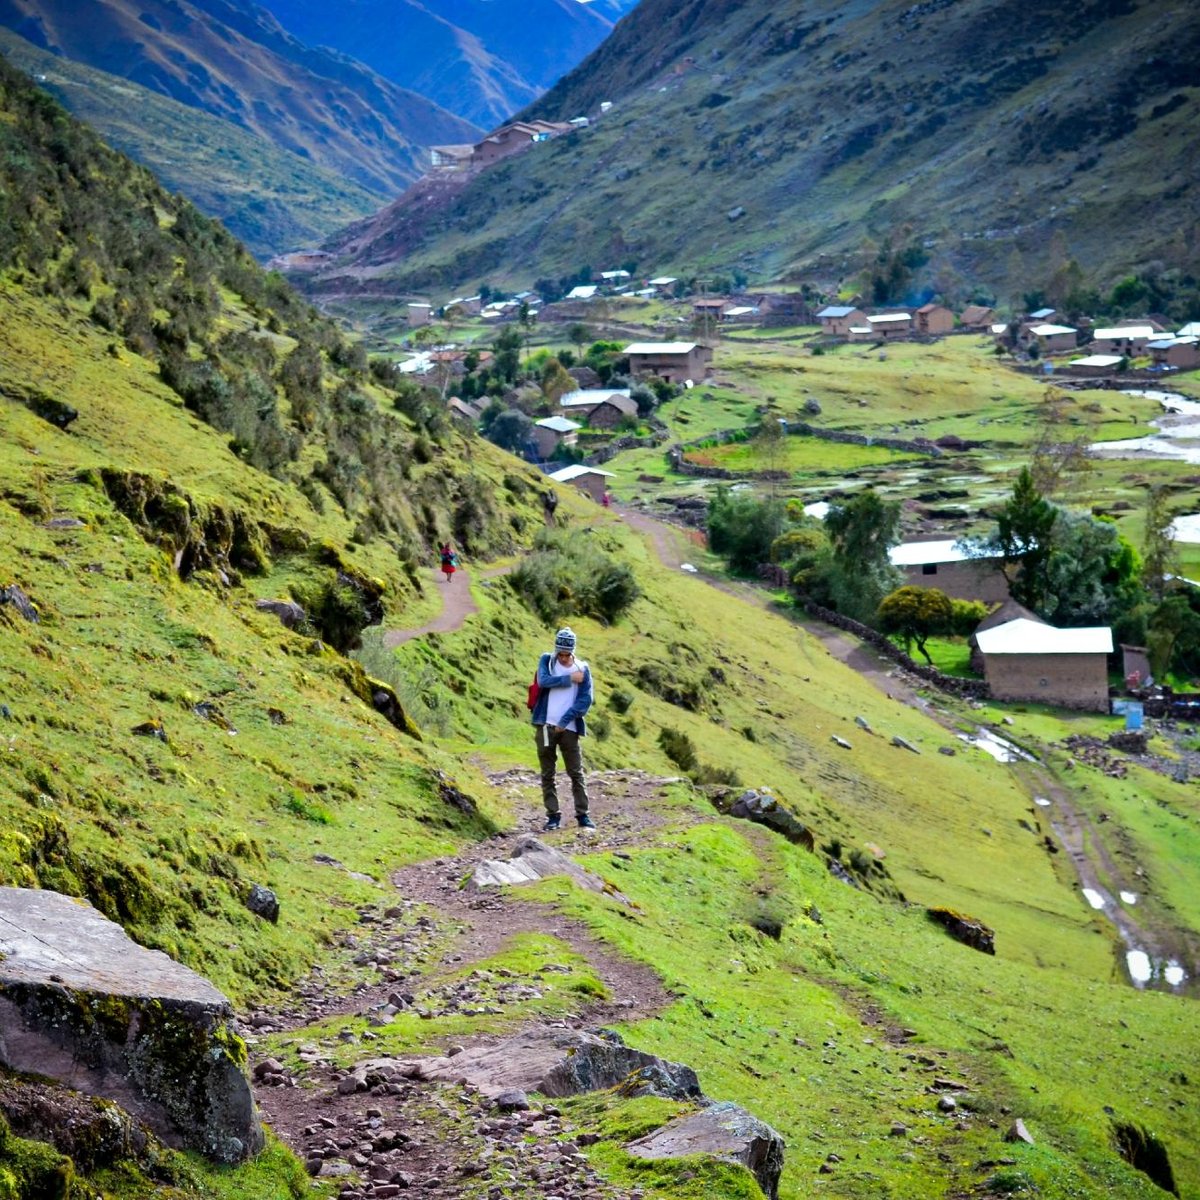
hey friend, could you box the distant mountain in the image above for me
[0,0,479,203]
[0,27,383,257]
[254,0,616,128]
[301,0,1200,305]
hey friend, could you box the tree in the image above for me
[707,488,787,575]
[567,322,590,359]
[878,586,953,664]
[541,357,575,404]
[824,489,902,622]
[1028,388,1092,502]
[491,326,523,384]
[1142,485,1179,603]
[753,415,787,496]
[1039,512,1143,625]
[483,408,532,454]
[988,466,1058,611]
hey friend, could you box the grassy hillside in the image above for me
[302,0,1200,303]
[0,0,479,210]
[0,28,385,257]
[2,51,1199,1200]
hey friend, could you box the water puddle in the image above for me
[1090,389,1200,464]
[1120,891,1138,905]
[1126,949,1190,990]
[956,728,1037,763]
[1082,888,1106,910]
[1034,795,1052,807]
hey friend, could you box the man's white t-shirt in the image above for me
[544,655,585,732]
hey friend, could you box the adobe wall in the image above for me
[983,653,1109,711]
[902,560,1010,604]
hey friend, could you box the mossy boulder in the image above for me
[0,888,262,1163]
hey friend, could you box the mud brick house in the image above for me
[471,120,573,169]
[975,618,1113,711]
[1148,336,1200,370]
[1090,324,1162,355]
[548,464,615,503]
[866,312,913,340]
[407,303,432,327]
[888,541,1009,604]
[959,304,997,330]
[1023,323,1078,354]
[532,416,580,459]
[1067,354,1124,377]
[914,304,955,336]
[559,388,632,421]
[817,305,867,336]
[624,342,712,384]
[693,298,734,321]
[585,394,638,429]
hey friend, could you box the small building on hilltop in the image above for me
[624,342,712,384]
[472,120,573,169]
[548,464,615,503]
[914,304,955,336]
[975,618,1113,711]
[888,540,1009,604]
[559,388,633,421]
[817,305,867,336]
[585,393,639,429]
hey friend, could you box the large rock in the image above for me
[468,835,623,898]
[0,888,263,1162]
[394,1028,700,1101]
[723,789,815,850]
[627,1101,786,1199]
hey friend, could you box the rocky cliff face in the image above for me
[0,888,262,1163]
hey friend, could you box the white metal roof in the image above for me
[549,464,615,482]
[566,285,598,300]
[624,342,698,354]
[818,305,859,318]
[600,270,631,280]
[536,416,581,432]
[888,540,974,566]
[1148,336,1198,349]
[648,276,677,286]
[1069,355,1124,367]
[975,618,1113,656]
[1178,322,1200,338]
[867,312,912,324]
[1029,323,1077,336]
[560,388,631,407]
[725,306,757,317]
[1092,325,1156,341]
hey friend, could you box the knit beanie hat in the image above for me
[554,627,577,652]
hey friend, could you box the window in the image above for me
[922,563,938,575]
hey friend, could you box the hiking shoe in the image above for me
[577,814,596,829]
[544,813,562,831]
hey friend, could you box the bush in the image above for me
[708,487,787,574]
[609,688,635,714]
[658,727,698,773]
[510,528,640,624]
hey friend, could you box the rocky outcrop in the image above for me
[627,1100,786,1199]
[927,906,996,955]
[714,788,816,850]
[0,888,263,1162]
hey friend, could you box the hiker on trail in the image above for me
[530,627,594,830]
[438,542,458,582]
[543,488,558,526]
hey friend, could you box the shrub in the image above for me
[658,728,698,773]
[509,528,640,624]
[609,688,635,714]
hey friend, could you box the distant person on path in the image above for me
[530,627,594,830]
[438,542,458,582]
[543,488,559,526]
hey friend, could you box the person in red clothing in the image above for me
[438,542,458,581]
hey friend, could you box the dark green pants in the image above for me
[535,724,590,817]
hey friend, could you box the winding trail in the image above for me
[382,563,510,648]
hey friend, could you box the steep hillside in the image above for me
[302,0,1200,301]
[257,0,616,128]
[0,28,383,257]
[0,0,478,204]
[3,51,1200,1200]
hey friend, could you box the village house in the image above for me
[444,296,482,316]
[407,303,432,327]
[429,144,474,171]
[1148,336,1200,370]
[816,305,867,336]
[624,342,712,384]
[599,270,632,290]
[470,120,573,169]
[1023,323,1078,354]
[565,285,598,301]
[959,304,997,330]
[974,617,1113,711]
[584,393,638,429]
[532,415,580,459]
[1089,324,1162,356]
[547,464,615,504]
[1066,354,1124,378]
[559,388,633,421]
[846,323,876,344]
[693,297,734,321]
[647,276,678,296]
[914,304,954,337]
[866,312,913,340]
[447,397,483,422]
[1026,307,1058,323]
[1178,322,1200,338]
[888,540,1009,604]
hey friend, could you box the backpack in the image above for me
[526,652,547,711]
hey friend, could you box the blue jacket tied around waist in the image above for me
[530,651,593,736]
